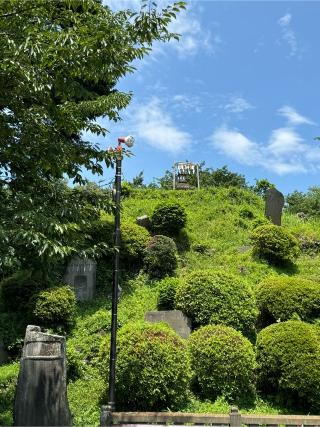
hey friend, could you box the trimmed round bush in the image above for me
[109,322,191,410]
[256,276,320,327]
[151,202,187,236]
[90,218,150,263]
[33,286,76,331]
[256,320,320,411]
[251,224,300,265]
[144,235,178,278]
[157,277,180,310]
[175,270,257,337]
[189,325,256,403]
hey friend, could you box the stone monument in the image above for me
[63,257,96,301]
[14,325,71,426]
[265,188,285,226]
[145,310,191,339]
[136,214,151,230]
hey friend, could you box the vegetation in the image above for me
[256,276,320,327]
[144,235,178,278]
[0,0,186,278]
[256,320,320,411]
[175,270,257,338]
[189,325,256,404]
[157,277,180,310]
[3,183,320,424]
[100,322,191,411]
[151,202,187,236]
[0,364,19,426]
[251,224,300,265]
[32,286,76,332]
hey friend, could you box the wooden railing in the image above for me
[100,406,320,427]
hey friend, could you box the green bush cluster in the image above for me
[189,325,256,403]
[175,270,257,338]
[256,276,320,327]
[104,322,191,411]
[144,235,178,278]
[157,277,180,310]
[33,286,76,332]
[90,218,150,264]
[151,202,187,236]
[256,320,320,411]
[0,363,19,426]
[251,224,300,265]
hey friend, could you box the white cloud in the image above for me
[167,7,220,57]
[278,106,316,126]
[210,125,310,175]
[172,94,202,113]
[224,96,254,114]
[130,97,192,154]
[211,128,262,166]
[278,13,298,57]
[267,127,305,156]
[279,13,292,27]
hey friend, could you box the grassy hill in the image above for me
[2,187,320,426]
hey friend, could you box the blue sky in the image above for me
[87,0,320,195]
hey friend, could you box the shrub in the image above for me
[175,270,257,338]
[33,286,76,332]
[251,224,300,265]
[151,202,187,235]
[144,235,178,279]
[188,325,256,403]
[157,277,180,310]
[0,270,43,312]
[121,222,150,261]
[239,205,255,219]
[90,218,150,263]
[101,322,191,411]
[256,320,320,412]
[0,363,19,426]
[256,276,320,327]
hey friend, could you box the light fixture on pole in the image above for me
[104,135,134,425]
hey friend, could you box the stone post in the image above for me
[14,325,72,426]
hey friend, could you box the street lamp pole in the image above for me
[105,136,134,425]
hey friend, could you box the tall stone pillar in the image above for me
[14,325,72,426]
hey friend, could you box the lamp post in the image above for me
[105,136,134,423]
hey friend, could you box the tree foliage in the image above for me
[157,164,247,189]
[0,0,186,275]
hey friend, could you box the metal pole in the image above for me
[107,148,122,414]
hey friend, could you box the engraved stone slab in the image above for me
[63,257,96,301]
[14,325,71,426]
[265,188,285,226]
[145,310,191,339]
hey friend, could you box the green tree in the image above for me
[131,171,144,188]
[157,164,247,189]
[0,0,186,275]
[252,178,275,198]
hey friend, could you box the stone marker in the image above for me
[0,340,8,365]
[265,188,285,226]
[136,215,151,230]
[63,257,96,301]
[145,310,191,339]
[14,325,71,426]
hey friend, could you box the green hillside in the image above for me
[2,187,320,426]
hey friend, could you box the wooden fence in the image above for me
[100,406,320,427]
